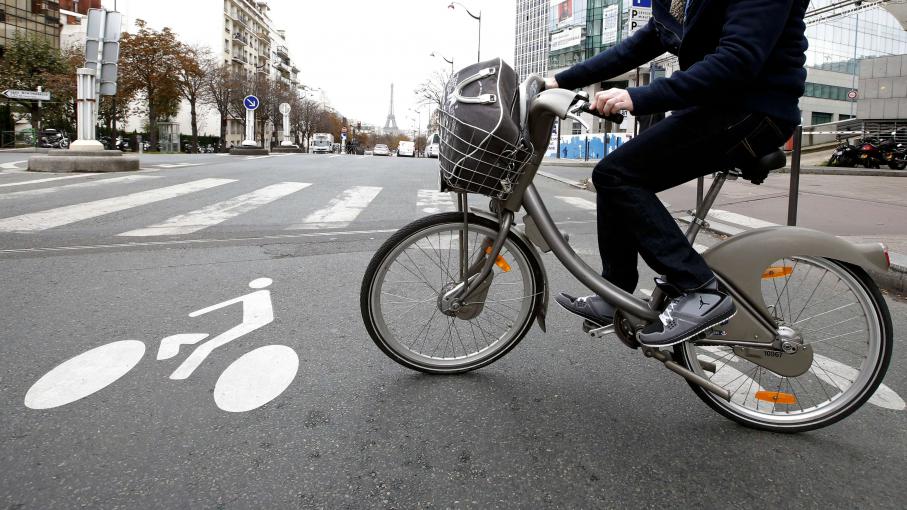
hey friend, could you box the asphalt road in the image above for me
[0,153,905,509]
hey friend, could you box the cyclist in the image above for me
[549,0,807,346]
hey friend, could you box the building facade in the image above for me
[0,0,62,58]
[514,0,549,82]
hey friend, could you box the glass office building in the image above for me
[0,0,62,58]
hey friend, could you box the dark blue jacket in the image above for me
[555,0,809,124]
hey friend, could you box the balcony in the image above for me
[231,54,248,65]
[276,45,288,58]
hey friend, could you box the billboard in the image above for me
[550,26,584,52]
[602,4,619,45]
[549,0,586,31]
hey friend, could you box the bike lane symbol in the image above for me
[24,277,299,413]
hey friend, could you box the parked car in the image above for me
[373,144,390,156]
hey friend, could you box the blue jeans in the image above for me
[592,106,795,293]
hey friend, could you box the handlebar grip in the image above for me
[578,104,626,125]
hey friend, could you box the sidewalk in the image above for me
[538,161,907,294]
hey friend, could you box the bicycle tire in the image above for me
[361,212,543,374]
[674,259,893,433]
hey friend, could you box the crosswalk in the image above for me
[0,173,606,237]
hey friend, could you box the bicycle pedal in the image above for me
[583,319,615,338]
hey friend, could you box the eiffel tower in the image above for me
[384,83,398,135]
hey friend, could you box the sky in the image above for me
[102,0,516,133]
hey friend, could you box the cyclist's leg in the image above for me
[593,161,640,293]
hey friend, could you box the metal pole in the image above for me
[696,176,704,209]
[787,125,803,226]
[477,14,481,62]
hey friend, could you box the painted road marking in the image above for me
[0,174,96,188]
[0,175,156,199]
[291,186,382,230]
[0,160,27,170]
[152,163,204,169]
[214,345,299,412]
[24,340,146,410]
[118,182,311,236]
[0,178,234,232]
[709,209,778,229]
[555,196,596,211]
[417,189,455,214]
[811,353,906,411]
[245,155,273,160]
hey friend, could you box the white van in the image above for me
[426,132,440,158]
[397,140,415,157]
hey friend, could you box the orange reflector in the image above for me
[762,266,794,279]
[485,247,511,272]
[755,391,797,404]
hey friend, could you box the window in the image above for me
[572,120,582,135]
[811,112,833,125]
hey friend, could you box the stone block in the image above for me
[869,99,885,119]
[878,78,893,99]
[859,59,872,79]
[886,55,902,77]
[857,101,870,119]
[28,153,139,172]
[862,78,878,99]
[893,78,907,99]
[872,58,887,78]
[271,147,303,153]
[899,98,907,119]
[229,147,269,156]
[883,99,899,119]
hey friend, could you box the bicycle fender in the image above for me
[703,226,887,342]
[471,209,550,332]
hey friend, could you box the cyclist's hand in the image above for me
[544,77,559,89]
[593,88,634,116]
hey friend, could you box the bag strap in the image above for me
[452,67,498,105]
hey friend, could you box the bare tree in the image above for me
[294,98,323,150]
[176,45,214,153]
[203,65,239,151]
[414,69,451,132]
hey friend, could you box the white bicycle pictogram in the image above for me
[25,277,299,413]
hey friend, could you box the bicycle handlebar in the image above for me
[576,102,626,126]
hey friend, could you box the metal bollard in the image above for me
[787,125,803,226]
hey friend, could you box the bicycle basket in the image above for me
[438,58,532,200]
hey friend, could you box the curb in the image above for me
[675,215,907,295]
[537,170,588,189]
[541,160,907,177]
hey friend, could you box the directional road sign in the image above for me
[3,89,51,101]
[243,95,260,111]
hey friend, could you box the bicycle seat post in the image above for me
[684,171,730,243]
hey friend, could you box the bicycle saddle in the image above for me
[736,148,786,185]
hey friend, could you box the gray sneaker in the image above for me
[637,288,736,347]
[555,292,615,326]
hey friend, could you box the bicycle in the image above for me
[25,278,299,413]
[360,75,894,433]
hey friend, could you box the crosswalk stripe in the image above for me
[289,186,382,230]
[153,163,204,168]
[0,175,156,199]
[555,195,596,210]
[0,174,96,188]
[0,178,234,233]
[709,209,778,229]
[417,189,455,214]
[118,182,311,237]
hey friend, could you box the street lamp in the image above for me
[430,52,454,73]
[448,2,481,63]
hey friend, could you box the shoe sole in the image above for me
[554,296,612,327]
[637,308,738,348]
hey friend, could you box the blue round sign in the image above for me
[243,95,260,111]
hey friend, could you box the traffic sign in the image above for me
[3,89,51,101]
[243,95,260,111]
[278,102,291,115]
[847,89,858,100]
[632,0,652,6]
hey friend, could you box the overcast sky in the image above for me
[103,0,516,132]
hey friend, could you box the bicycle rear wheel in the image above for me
[675,257,893,432]
[361,212,542,374]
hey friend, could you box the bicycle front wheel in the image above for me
[361,212,542,374]
[675,257,893,432]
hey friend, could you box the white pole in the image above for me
[242,109,256,147]
[71,68,104,151]
[280,112,292,146]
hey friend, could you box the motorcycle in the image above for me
[855,136,883,169]
[878,129,907,170]
[828,139,859,167]
[37,129,70,149]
